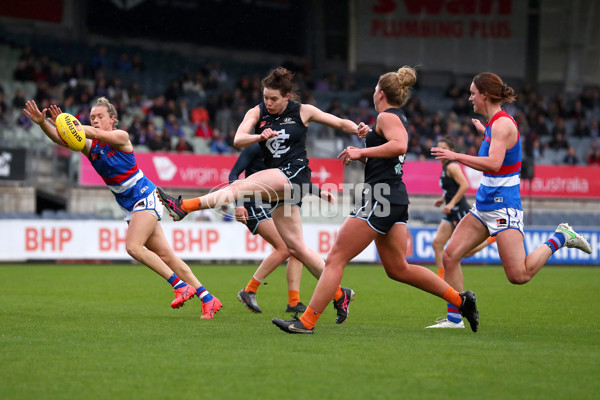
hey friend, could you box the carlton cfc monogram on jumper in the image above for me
[265,131,290,158]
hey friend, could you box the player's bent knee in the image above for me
[385,266,408,282]
[126,244,142,260]
[324,253,351,272]
[273,248,291,260]
[271,240,290,253]
[506,271,531,285]
[323,260,346,275]
[432,235,446,251]
[442,250,460,268]
[287,246,303,260]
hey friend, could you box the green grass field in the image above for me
[1,264,598,400]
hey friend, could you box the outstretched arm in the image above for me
[23,101,67,148]
[301,104,369,137]
[337,112,407,164]
[228,144,262,184]
[82,126,132,152]
[442,162,469,214]
[431,118,513,173]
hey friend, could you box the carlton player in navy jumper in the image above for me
[272,67,479,334]
[23,98,222,318]
[431,73,591,322]
[158,67,368,323]
[230,143,310,314]
[428,136,496,328]
[428,136,472,328]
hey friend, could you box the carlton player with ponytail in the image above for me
[272,66,480,334]
[430,72,591,328]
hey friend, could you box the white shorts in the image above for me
[469,205,524,237]
[120,190,164,222]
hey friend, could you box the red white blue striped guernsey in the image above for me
[475,111,522,211]
[88,139,156,211]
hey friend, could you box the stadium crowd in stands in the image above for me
[1,42,600,166]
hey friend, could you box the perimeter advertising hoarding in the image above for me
[79,153,344,189]
[80,154,600,199]
[1,221,597,265]
[402,162,600,199]
[401,226,599,266]
[0,220,375,263]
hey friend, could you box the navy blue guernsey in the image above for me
[364,108,409,205]
[254,101,308,169]
[228,143,266,184]
[440,161,470,208]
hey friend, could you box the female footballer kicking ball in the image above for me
[230,142,315,314]
[158,67,368,324]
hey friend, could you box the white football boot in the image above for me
[425,317,465,329]
[555,223,592,254]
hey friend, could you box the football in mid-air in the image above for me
[55,112,86,151]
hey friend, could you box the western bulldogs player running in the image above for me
[272,66,479,334]
[23,98,222,319]
[431,73,591,324]
[158,67,367,324]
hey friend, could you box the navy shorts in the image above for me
[349,195,409,234]
[241,201,272,235]
[442,205,470,227]
[272,161,311,209]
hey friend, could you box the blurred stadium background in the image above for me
[0,0,598,264]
